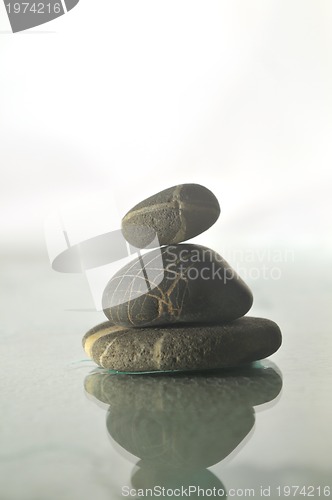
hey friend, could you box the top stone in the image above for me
[121,183,221,248]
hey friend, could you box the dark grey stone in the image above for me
[121,184,220,248]
[102,244,253,327]
[83,317,282,372]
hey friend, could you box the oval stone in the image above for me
[102,244,253,327]
[121,184,220,248]
[82,317,282,372]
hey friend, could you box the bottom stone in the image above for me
[82,317,282,372]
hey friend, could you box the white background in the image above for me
[1,0,331,253]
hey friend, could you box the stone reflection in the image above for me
[131,467,226,499]
[84,361,282,498]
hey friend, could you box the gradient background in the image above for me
[1,2,332,499]
[1,0,331,251]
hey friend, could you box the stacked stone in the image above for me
[83,184,282,372]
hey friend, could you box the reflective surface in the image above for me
[85,362,282,498]
[1,251,332,500]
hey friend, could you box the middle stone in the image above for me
[102,244,253,327]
